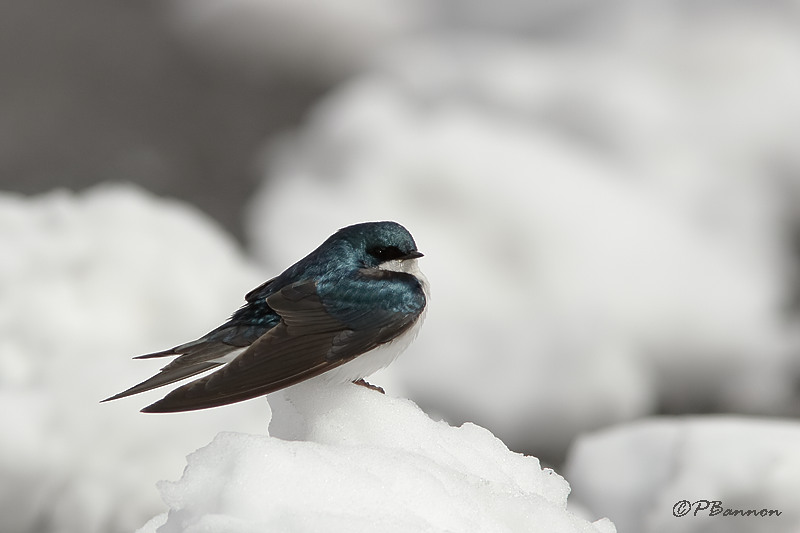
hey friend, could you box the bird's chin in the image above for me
[378,258,419,274]
[378,258,430,296]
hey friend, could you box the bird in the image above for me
[102,221,428,413]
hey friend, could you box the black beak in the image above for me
[401,251,424,260]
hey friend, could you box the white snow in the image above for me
[246,27,800,457]
[137,381,615,533]
[0,185,269,533]
[564,417,800,533]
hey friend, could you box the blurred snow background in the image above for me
[565,417,800,533]
[4,0,800,532]
[0,186,269,532]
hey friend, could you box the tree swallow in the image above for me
[103,221,428,413]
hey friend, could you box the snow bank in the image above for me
[138,382,615,533]
[0,185,268,533]
[564,417,800,533]
[246,29,798,458]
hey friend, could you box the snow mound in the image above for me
[0,185,268,533]
[139,382,615,533]
[565,417,800,533]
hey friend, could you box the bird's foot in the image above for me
[352,378,385,394]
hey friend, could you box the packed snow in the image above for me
[138,381,615,533]
[246,27,800,458]
[565,417,800,533]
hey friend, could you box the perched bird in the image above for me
[103,221,428,413]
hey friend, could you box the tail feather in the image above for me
[103,341,247,403]
[134,337,213,360]
[101,361,223,402]
[134,348,180,360]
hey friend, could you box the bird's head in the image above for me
[332,221,423,270]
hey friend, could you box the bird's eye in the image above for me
[368,245,404,261]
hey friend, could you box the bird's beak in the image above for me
[401,251,424,260]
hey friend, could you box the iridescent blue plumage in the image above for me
[103,221,427,412]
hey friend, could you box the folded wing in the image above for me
[140,273,424,413]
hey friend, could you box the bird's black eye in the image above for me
[367,245,405,262]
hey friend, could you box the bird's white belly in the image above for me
[320,314,425,384]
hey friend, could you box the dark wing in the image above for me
[101,280,283,403]
[101,342,236,403]
[140,273,424,413]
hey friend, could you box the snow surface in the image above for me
[246,22,800,457]
[0,185,269,533]
[565,417,800,533]
[138,381,615,533]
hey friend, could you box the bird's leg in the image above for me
[352,378,385,394]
